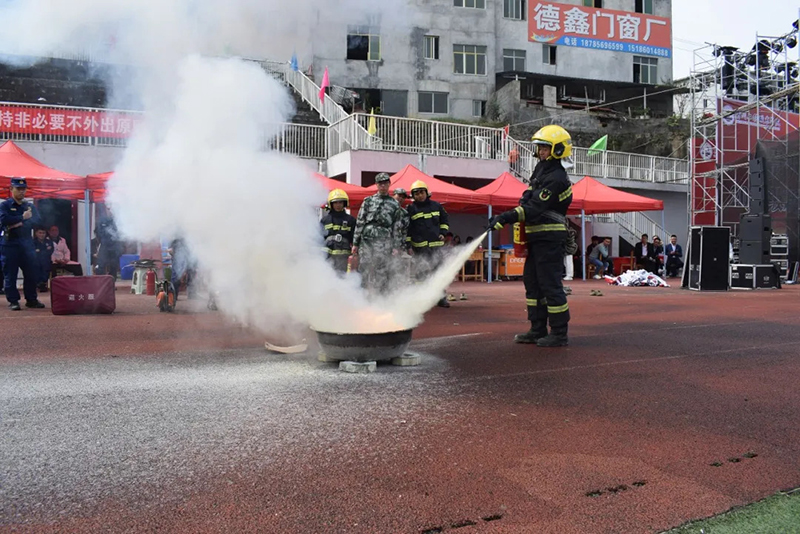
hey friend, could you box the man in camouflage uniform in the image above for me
[352,173,406,295]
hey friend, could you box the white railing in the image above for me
[348,113,510,160]
[264,123,327,160]
[613,211,669,245]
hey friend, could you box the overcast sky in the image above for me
[672,0,800,79]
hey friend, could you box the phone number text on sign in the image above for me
[561,37,670,57]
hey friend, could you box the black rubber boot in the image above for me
[536,329,569,347]
[8,301,21,311]
[437,297,450,308]
[514,322,547,344]
[25,300,46,309]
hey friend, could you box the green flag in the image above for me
[587,134,608,156]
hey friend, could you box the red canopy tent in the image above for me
[475,171,527,210]
[314,173,371,206]
[0,141,87,199]
[568,176,665,280]
[86,171,112,202]
[365,164,489,211]
[568,176,664,214]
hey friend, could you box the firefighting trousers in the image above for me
[411,246,443,282]
[326,254,349,273]
[523,236,569,333]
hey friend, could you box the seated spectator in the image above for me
[634,233,658,273]
[33,227,54,292]
[586,235,599,258]
[665,234,684,277]
[453,235,461,246]
[652,236,665,275]
[49,225,83,278]
[444,232,454,247]
[465,236,474,244]
[588,237,612,279]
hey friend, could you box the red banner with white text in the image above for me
[0,104,141,138]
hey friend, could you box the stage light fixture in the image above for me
[786,35,798,49]
[793,19,799,31]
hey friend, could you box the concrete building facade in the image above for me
[309,0,673,120]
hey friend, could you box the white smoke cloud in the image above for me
[0,0,481,335]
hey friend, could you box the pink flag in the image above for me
[319,67,329,102]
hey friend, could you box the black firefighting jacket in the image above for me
[502,158,572,240]
[406,198,449,249]
[321,210,356,256]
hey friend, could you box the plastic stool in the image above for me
[131,266,155,295]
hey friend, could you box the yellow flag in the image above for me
[368,108,377,136]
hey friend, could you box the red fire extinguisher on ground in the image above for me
[145,270,157,296]
[347,254,359,273]
[513,222,528,258]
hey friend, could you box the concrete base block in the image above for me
[318,351,338,363]
[339,361,377,374]
[391,353,421,366]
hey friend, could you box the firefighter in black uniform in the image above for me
[489,125,574,347]
[321,188,356,273]
[406,180,450,308]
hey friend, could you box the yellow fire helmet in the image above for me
[410,180,429,196]
[327,188,349,209]
[531,124,572,160]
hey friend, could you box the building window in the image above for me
[503,0,525,20]
[454,0,486,8]
[633,56,658,84]
[454,44,487,75]
[472,100,486,117]
[424,35,439,60]
[346,33,381,61]
[503,49,526,71]
[419,91,448,114]
[635,0,654,14]
[583,0,602,6]
[543,45,557,65]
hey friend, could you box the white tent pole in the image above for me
[84,189,92,276]
[581,209,586,280]
[487,205,493,284]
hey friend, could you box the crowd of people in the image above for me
[634,233,683,278]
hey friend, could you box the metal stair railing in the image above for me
[260,60,370,153]
[612,211,669,244]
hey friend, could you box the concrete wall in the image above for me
[328,149,507,186]
[309,0,673,120]
[14,141,125,176]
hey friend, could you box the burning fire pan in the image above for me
[315,329,413,362]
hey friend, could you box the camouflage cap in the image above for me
[375,172,391,183]
[393,188,408,198]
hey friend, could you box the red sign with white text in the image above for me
[718,98,800,164]
[0,105,141,138]
[528,1,671,58]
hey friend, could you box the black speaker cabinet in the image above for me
[739,239,771,264]
[685,226,730,291]
[731,264,780,290]
[739,214,772,241]
[749,157,764,175]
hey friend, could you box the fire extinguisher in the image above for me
[145,270,157,296]
[347,253,359,273]
[513,222,528,258]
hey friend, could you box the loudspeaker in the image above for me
[686,226,730,291]
[739,214,771,241]
[739,239,771,264]
[749,157,764,175]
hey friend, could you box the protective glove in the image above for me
[488,213,510,231]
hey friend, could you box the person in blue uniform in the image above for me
[0,178,46,310]
[32,227,54,292]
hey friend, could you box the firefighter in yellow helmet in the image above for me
[321,188,356,273]
[406,179,451,308]
[488,124,574,347]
